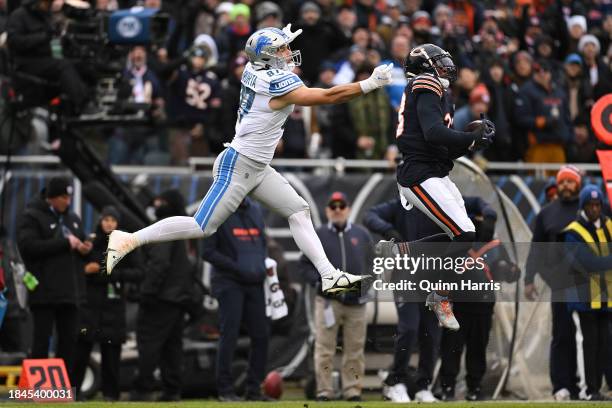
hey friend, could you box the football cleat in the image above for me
[104,230,138,275]
[382,383,410,403]
[426,291,460,331]
[415,389,439,403]
[321,269,371,294]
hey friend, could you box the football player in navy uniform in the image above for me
[376,44,496,330]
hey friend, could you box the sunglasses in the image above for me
[328,203,347,211]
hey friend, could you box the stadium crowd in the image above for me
[2,0,611,164]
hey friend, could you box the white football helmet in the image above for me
[245,25,302,71]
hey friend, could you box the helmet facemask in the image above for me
[261,43,301,71]
[430,53,457,85]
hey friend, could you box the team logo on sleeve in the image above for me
[269,74,301,94]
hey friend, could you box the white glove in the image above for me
[282,23,302,42]
[359,63,393,94]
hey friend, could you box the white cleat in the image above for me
[415,389,439,403]
[321,269,371,294]
[425,292,460,331]
[382,383,410,403]
[104,230,138,275]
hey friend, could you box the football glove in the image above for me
[469,118,496,151]
[359,63,393,94]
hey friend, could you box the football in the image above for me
[262,370,283,399]
[464,119,484,132]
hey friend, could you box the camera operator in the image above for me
[6,0,91,112]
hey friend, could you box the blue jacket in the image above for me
[514,79,573,144]
[202,198,267,294]
[299,222,373,305]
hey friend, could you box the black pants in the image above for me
[30,304,79,382]
[215,283,269,397]
[17,58,88,106]
[386,302,441,389]
[577,311,610,396]
[551,302,579,395]
[133,300,184,397]
[439,308,492,391]
[72,339,121,400]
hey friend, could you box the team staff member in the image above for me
[202,197,270,402]
[524,165,582,401]
[300,192,373,402]
[564,185,612,401]
[17,177,91,381]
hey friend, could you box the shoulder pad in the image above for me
[411,74,443,97]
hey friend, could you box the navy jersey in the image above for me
[395,74,461,187]
[169,66,221,124]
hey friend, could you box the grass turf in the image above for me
[3,401,612,407]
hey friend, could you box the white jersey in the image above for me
[230,62,303,164]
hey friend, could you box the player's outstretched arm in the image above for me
[269,64,393,110]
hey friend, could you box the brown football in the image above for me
[464,119,484,132]
[263,370,283,399]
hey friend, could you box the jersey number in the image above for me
[238,85,256,122]
[186,79,212,110]
[444,113,453,128]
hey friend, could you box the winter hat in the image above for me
[101,205,121,222]
[46,177,73,198]
[568,15,587,33]
[556,164,582,188]
[578,184,603,209]
[578,34,601,54]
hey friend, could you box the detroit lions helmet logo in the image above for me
[254,35,272,56]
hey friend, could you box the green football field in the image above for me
[3,401,612,407]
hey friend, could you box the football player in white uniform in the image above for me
[105,25,392,293]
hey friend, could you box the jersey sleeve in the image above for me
[260,71,303,97]
[410,74,443,98]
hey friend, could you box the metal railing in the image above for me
[0,155,603,177]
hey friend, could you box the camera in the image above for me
[60,1,169,120]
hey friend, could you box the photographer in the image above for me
[6,0,90,111]
[564,185,612,401]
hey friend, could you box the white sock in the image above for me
[134,216,205,246]
[288,210,335,279]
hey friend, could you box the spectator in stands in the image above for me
[6,0,92,113]
[166,43,222,164]
[524,165,582,401]
[382,34,410,111]
[334,5,357,44]
[411,10,433,45]
[311,61,337,158]
[17,178,91,382]
[354,0,381,31]
[216,3,251,70]
[482,58,516,161]
[277,104,308,159]
[254,1,282,30]
[564,185,612,401]
[578,34,612,99]
[446,0,484,37]
[291,2,346,86]
[131,190,194,401]
[300,192,373,402]
[219,54,247,150]
[510,51,534,88]
[454,84,490,137]
[566,118,597,163]
[363,197,444,403]
[567,15,588,53]
[562,53,594,124]
[329,64,392,161]
[453,66,479,109]
[333,45,366,85]
[109,46,167,165]
[202,197,270,402]
[73,206,144,401]
[515,60,573,164]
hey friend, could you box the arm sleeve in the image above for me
[266,72,303,97]
[564,233,612,274]
[16,214,70,259]
[416,92,476,147]
[6,16,49,52]
[363,201,397,235]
